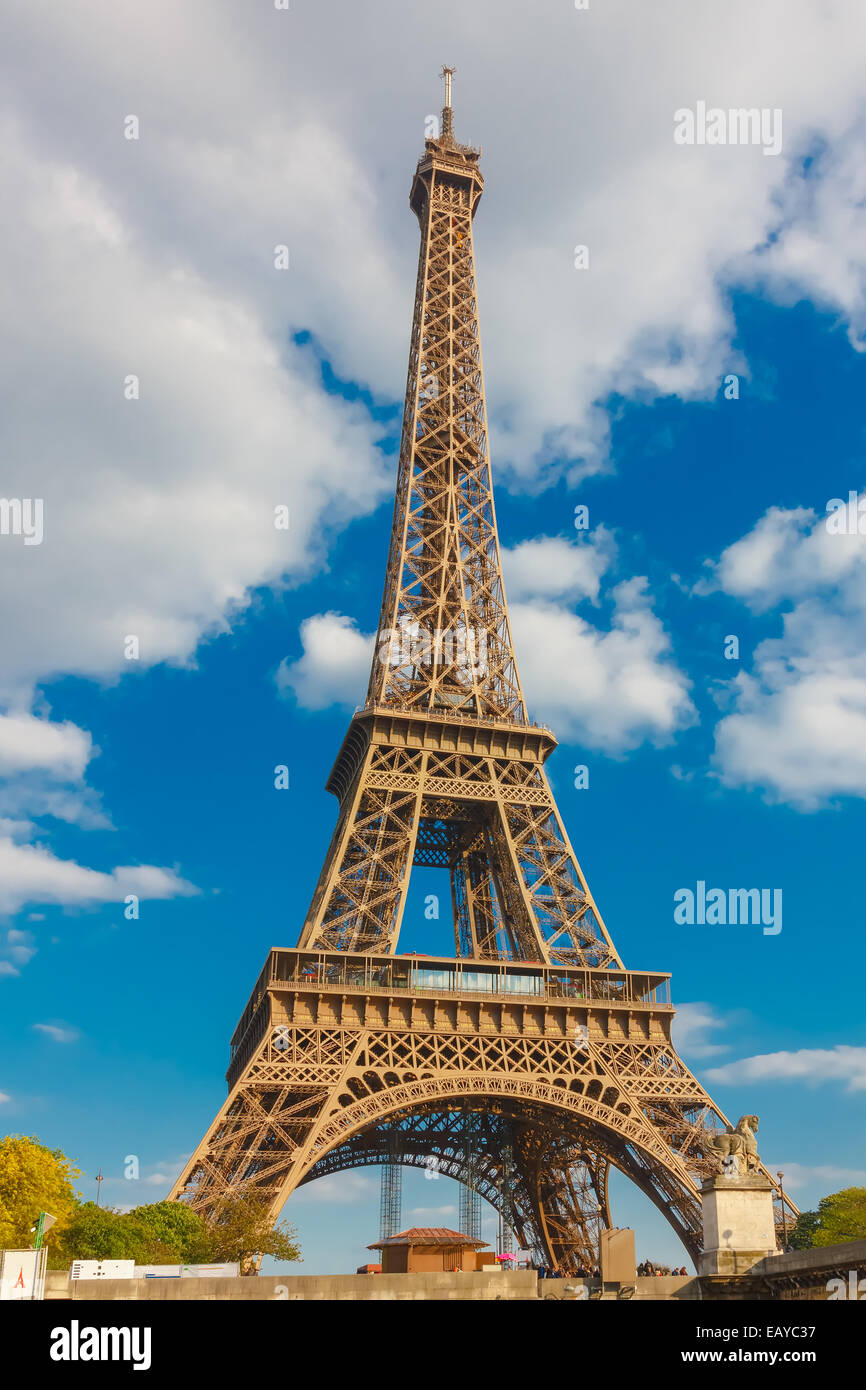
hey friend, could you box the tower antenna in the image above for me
[440,64,456,139]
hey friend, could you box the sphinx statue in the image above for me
[706,1115,760,1174]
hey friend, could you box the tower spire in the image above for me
[367,72,513,724]
[440,64,455,140]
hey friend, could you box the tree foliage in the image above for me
[205,1191,301,1270]
[811,1187,866,1247]
[788,1187,866,1249]
[51,1194,300,1270]
[1,1134,301,1273]
[0,1135,81,1251]
[50,1200,216,1268]
[53,1203,150,1265]
[126,1201,213,1263]
[788,1207,821,1250]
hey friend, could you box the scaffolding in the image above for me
[459,1107,483,1240]
[497,1123,517,1257]
[379,1129,402,1241]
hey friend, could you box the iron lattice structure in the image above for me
[458,1106,483,1243]
[170,77,797,1271]
[378,1128,402,1241]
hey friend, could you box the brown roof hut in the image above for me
[367,1226,490,1274]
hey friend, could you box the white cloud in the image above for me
[5,929,37,965]
[743,134,866,350]
[0,713,194,931]
[671,1002,732,1060]
[0,1090,11,1104]
[511,577,695,752]
[277,543,693,757]
[707,496,866,807]
[277,613,374,712]
[502,529,616,604]
[0,711,108,831]
[767,1163,866,1193]
[0,714,91,779]
[714,662,866,807]
[32,1021,80,1044]
[706,1045,866,1092]
[409,1205,458,1218]
[501,530,696,754]
[0,109,391,705]
[708,505,862,609]
[290,1172,378,1205]
[0,835,197,917]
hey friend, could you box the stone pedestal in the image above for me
[698,1174,777,1276]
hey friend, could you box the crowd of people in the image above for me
[534,1263,600,1280]
[637,1260,689,1276]
[534,1259,690,1279]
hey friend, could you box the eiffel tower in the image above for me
[170,70,796,1271]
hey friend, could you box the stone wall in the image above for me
[539,1276,700,1301]
[45,1269,537,1301]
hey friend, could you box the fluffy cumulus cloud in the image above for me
[502,529,616,605]
[670,1002,732,1060]
[0,712,108,833]
[0,830,197,919]
[706,497,866,807]
[1,10,394,918]
[0,117,390,703]
[0,714,91,780]
[277,613,374,711]
[706,1045,866,1093]
[282,533,694,754]
[501,529,694,751]
[742,133,866,351]
[510,572,695,753]
[0,712,197,932]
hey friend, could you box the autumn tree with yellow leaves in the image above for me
[0,1134,81,1251]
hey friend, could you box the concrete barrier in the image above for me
[539,1276,700,1301]
[48,1269,538,1301]
[47,1269,705,1301]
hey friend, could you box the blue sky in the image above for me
[2,1,866,1272]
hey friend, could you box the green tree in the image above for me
[53,1203,150,1266]
[53,1201,216,1268]
[126,1201,212,1263]
[811,1187,866,1247]
[52,1195,299,1272]
[788,1208,820,1250]
[204,1192,301,1271]
[0,1134,81,1252]
[1,1137,302,1276]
